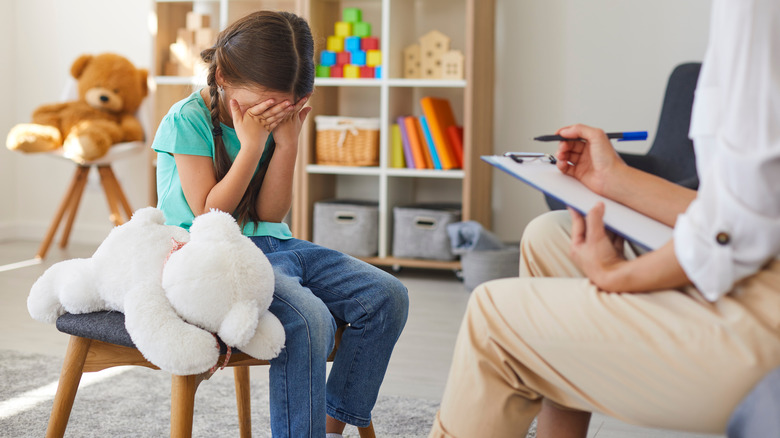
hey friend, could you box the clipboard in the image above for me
[483,155,672,251]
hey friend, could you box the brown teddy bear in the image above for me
[6,53,148,163]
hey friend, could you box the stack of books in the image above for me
[391,97,464,170]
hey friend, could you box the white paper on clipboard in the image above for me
[483,155,672,251]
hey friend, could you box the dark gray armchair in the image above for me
[546,62,702,211]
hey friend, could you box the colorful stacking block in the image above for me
[366,50,382,67]
[350,50,367,67]
[316,65,331,78]
[359,66,375,78]
[330,65,344,78]
[320,50,336,67]
[334,22,352,37]
[343,7,362,23]
[374,66,382,79]
[361,37,379,51]
[336,51,351,65]
[345,36,362,52]
[353,22,371,38]
[343,65,361,79]
[327,36,344,52]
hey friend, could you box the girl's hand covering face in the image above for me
[229,98,291,151]
[272,94,312,148]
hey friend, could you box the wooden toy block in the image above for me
[336,51,351,65]
[186,12,210,30]
[374,66,382,79]
[345,36,362,52]
[403,43,421,79]
[366,50,382,67]
[350,50,366,67]
[420,30,450,79]
[361,37,379,51]
[360,66,375,78]
[177,28,196,48]
[327,36,344,52]
[343,65,361,79]
[194,27,216,48]
[335,21,353,38]
[441,50,465,80]
[330,65,344,78]
[353,22,371,38]
[316,65,331,78]
[320,50,337,67]
[342,7,362,23]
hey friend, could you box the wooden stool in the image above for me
[36,143,142,260]
[47,311,376,438]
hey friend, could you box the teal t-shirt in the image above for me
[152,91,292,239]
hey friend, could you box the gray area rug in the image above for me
[0,349,537,437]
[0,350,443,437]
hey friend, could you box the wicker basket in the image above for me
[315,116,380,166]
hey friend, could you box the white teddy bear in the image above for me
[27,207,285,375]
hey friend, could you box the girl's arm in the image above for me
[254,96,311,222]
[555,124,697,227]
[177,98,292,216]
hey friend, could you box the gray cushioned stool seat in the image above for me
[56,311,233,355]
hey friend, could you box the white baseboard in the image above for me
[1,220,112,246]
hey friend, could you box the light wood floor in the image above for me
[0,239,723,437]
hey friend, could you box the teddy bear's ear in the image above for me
[70,54,93,79]
[137,68,149,98]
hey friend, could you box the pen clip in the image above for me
[504,152,557,165]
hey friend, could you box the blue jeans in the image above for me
[250,236,409,438]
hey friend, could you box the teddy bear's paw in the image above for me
[27,258,94,324]
[63,129,111,163]
[237,312,286,360]
[6,124,62,153]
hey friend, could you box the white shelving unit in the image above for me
[293,0,495,270]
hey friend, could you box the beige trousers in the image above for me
[430,211,780,437]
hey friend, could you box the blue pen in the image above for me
[533,131,648,142]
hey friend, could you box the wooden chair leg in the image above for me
[36,166,90,260]
[100,165,133,220]
[358,421,376,438]
[233,366,252,438]
[45,336,92,438]
[58,166,90,249]
[170,374,199,438]
[97,166,125,226]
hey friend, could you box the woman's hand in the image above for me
[272,94,312,149]
[555,124,626,196]
[229,98,292,153]
[569,203,627,291]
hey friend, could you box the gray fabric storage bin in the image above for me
[313,199,378,257]
[392,203,461,260]
[461,245,520,291]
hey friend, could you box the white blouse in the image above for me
[674,0,780,301]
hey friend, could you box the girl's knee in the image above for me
[379,277,410,331]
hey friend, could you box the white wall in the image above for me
[492,0,711,241]
[1,0,711,244]
[3,0,152,243]
[0,1,17,234]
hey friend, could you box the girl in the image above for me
[152,11,409,437]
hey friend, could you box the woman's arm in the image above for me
[555,124,697,227]
[569,203,691,293]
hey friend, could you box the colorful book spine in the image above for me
[420,97,460,169]
[446,125,464,167]
[390,123,405,168]
[419,116,442,170]
[396,116,416,169]
[403,116,429,169]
